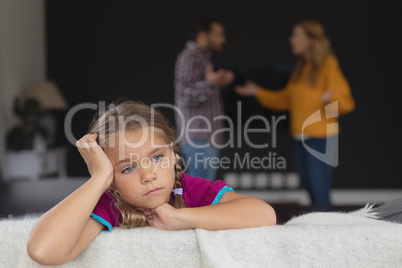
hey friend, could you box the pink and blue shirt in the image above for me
[90,172,234,232]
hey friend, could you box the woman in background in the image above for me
[235,20,355,210]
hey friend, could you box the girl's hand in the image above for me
[76,133,114,185]
[140,203,185,230]
[234,80,260,96]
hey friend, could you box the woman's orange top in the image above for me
[255,55,355,138]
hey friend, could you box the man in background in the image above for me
[174,17,235,181]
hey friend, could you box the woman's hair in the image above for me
[88,99,186,228]
[291,19,334,86]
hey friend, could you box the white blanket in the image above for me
[1,208,402,268]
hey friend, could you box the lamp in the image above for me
[24,80,68,110]
[4,80,69,181]
[5,80,68,151]
[24,80,69,148]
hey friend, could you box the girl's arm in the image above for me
[144,192,276,230]
[27,134,113,266]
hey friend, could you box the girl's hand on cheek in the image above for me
[76,133,114,184]
[141,203,185,230]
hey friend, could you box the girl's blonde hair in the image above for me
[291,19,334,86]
[88,99,186,228]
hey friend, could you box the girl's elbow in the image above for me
[263,205,277,226]
[254,200,276,226]
[27,241,49,265]
[27,240,69,266]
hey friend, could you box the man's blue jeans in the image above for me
[181,140,221,181]
[293,135,338,210]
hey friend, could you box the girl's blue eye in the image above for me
[153,154,163,161]
[122,166,134,174]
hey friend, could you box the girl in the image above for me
[235,20,355,210]
[27,100,276,266]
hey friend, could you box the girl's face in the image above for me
[105,128,176,209]
[289,25,311,56]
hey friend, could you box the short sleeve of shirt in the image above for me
[90,190,120,233]
[180,172,235,208]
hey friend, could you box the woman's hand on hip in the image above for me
[321,89,334,104]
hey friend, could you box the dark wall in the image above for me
[46,0,402,188]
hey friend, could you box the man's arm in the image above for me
[175,51,219,106]
[175,53,234,107]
